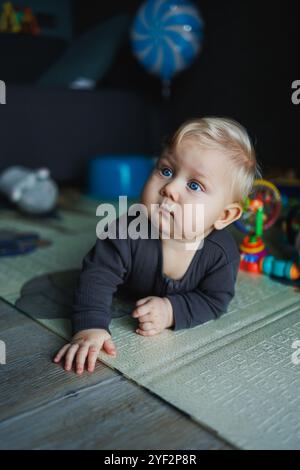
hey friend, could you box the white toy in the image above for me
[0,166,58,215]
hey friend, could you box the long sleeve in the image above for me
[165,257,240,330]
[72,230,131,336]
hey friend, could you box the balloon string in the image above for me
[162,79,171,99]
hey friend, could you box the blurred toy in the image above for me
[0,2,21,33]
[259,255,300,281]
[239,203,267,274]
[131,0,204,98]
[235,179,282,234]
[0,230,51,257]
[88,155,155,199]
[0,2,40,35]
[20,7,40,36]
[0,166,58,215]
[237,179,300,281]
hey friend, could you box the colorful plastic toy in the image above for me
[0,2,21,33]
[237,179,300,281]
[88,155,155,199]
[239,203,267,273]
[259,255,300,281]
[0,2,40,35]
[20,7,40,36]
[235,179,282,234]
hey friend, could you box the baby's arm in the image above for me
[72,233,130,334]
[165,257,241,330]
[54,221,130,373]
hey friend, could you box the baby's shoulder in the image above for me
[204,228,240,264]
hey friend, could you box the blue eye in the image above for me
[188,181,202,192]
[160,167,173,178]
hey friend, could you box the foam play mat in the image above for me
[1,195,300,449]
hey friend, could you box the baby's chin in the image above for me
[159,229,205,251]
[154,215,205,242]
[140,203,208,240]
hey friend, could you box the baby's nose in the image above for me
[160,181,180,202]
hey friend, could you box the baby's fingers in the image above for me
[138,321,153,331]
[75,345,90,375]
[64,343,80,371]
[102,338,117,357]
[132,303,151,318]
[87,345,100,373]
[53,343,71,363]
[135,296,152,306]
[136,328,158,336]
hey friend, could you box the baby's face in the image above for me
[141,137,235,242]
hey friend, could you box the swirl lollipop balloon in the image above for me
[131,0,204,97]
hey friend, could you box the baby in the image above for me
[54,117,260,374]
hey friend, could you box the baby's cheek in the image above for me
[202,202,220,225]
[141,182,154,206]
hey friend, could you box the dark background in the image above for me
[76,0,300,174]
[1,0,299,178]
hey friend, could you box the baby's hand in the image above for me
[132,296,174,336]
[53,328,117,375]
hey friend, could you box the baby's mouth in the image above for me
[159,203,175,218]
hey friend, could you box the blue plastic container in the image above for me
[87,155,155,200]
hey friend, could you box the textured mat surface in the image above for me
[1,199,300,449]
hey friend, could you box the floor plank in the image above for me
[0,299,232,450]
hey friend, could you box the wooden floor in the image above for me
[0,298,233,450]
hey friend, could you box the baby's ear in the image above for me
[214,203,243,230]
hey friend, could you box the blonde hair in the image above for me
[166,117,262,203]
